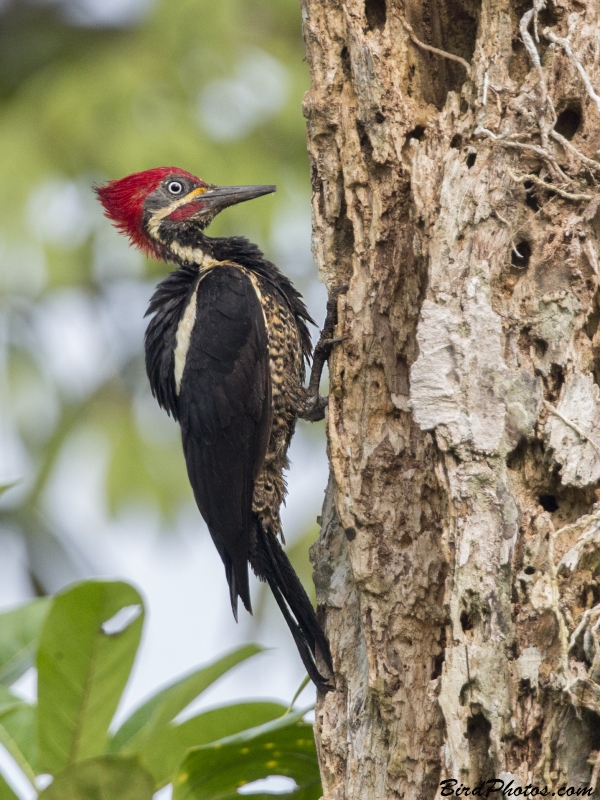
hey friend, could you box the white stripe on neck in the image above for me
[169,240,218,268]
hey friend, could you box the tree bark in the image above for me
[301,0,600,797]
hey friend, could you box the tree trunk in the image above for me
[301,0,600,797]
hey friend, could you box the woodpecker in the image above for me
[96,167,333,691]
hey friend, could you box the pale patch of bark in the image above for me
[301,0,600,797]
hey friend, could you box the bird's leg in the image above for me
[300,285,348,422]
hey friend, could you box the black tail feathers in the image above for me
[225,558,252,622]
[250,516,333,693]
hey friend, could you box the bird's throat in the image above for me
[165,239,219,269]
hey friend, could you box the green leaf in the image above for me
[37,580,144,774]
[138,701,286,789]
[0,772,19,800]
[0,702,37,781]
[110,644,263,754]
[172,709,321,800]
[38,755,154,800]
[0,598,51,685]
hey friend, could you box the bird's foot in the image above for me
[301,285,348,422]
[300,394,328,422]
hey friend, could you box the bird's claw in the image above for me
[316,336,348,353]
[305,287,348,406]
[300,394,328,422]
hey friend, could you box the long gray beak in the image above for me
[202,184,276,212]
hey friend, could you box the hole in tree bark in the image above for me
[581,583,600,610]
[450,133,462,148]
[365,0,386,31]
[544,363,565,402]
[586,306,600,341]
[518,677,534,697]
[523,180,540,212]
[509,439,596,530]
[538,494,559,513]
[460,611,474,632]
[554,104,582,140]
[406,125,425,142]
[538,2,563,28]
[511,240,531,269]
[400,532,412,549]
[432,626,446,679]
[432,652,444,679]
[357,121,373,162]
[333,194,355,278]
[466,151,477,168]
[466,714,493,784]
[507,438,527,472]
[459,679,477,706]
[340,46,351,80]
[589,307,600,388]
[524,565,536,575]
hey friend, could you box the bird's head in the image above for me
[95,167,276,257]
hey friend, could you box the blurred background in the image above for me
[0,0,327,794]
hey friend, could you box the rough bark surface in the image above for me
[301,0,600,798]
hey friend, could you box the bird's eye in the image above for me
[167,181,184,195]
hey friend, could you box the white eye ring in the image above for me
[167,181,184,195]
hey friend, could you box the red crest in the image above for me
[95,167,200,254]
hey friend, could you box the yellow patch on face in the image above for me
[185,186,208,200]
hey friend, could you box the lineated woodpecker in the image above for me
[96,167,335,691]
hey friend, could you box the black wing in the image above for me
[177,266,271,617]
[145,263,199,419]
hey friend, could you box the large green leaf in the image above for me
[110,644,263,754]
[38,755,154,800]
[37,580,144,774]
[138,701,286,788]
[0,598,50,685]
[173,710,321,800]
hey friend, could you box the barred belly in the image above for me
[250,276,304,540]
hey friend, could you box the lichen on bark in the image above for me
[301,0,600,797]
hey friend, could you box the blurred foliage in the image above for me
[0,579,319,797]
[0,0,323,597]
